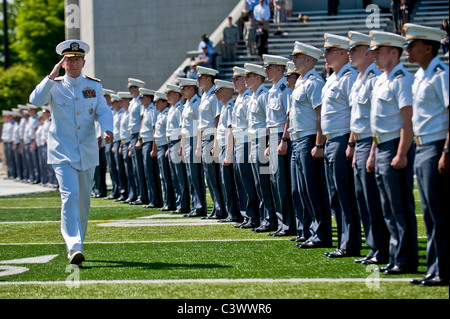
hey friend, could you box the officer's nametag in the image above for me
[82,88,96,98]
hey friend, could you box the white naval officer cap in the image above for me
[244,63,266,78]
[177,78,198,87]
[166,84,181,93]
[153,91,168,102]
[139,88,156,96]
[197,66,219,77]
[347,31,371,49]
[214,80,234,92]
[128,78,145,88]
[369,31,405,50]
[262,54,290,68]
[103,89,115,96]
[117,91,133,99]
[56,39,90,57]
[290,41,323,60]
[232,66,246,78]
[403,23,447,44]
[323,33,350,50]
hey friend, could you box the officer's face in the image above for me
[291,53,308,73]
[323,48,345,68]
[62,56,85,78]
[245,73,261,90]
[372,46,394,70]
[348,45,370,66]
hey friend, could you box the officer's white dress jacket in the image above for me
[29,74,113,171]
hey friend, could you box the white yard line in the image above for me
[0,277,411,286]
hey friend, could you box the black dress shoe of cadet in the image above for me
[327,249,360,258]
[239,222,257,229]
[374,263,395,272]
[354,256,370,264]
[410,274,434,285]
[361,257,389,265]
[121,198,135,204]
[421,276,449,287]
[115,197,126,202]
[289,236,306,242]
[297,241,327,249]
[158,206,170,211]
[254,225,276,233]
[272,230,293,237]
[185,211,206,217]
[130,199,145,205]
[384,265,417,275]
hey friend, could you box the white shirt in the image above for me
[128,96,143,134]
[247,84,268,136]
[166,101,184,141]
[217,99,234,146]
[181,94,201,138]
[371,63,413,141]
[411,56,449,142]
[29,74,113,170]
[266,77,290,130]
[198,86,221,132]
[139,103,156,143]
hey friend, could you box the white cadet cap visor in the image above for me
[232,66,246,78]
[56,40,90,57]
[369,31,405,50]
[128,78,145,88]
[153,91,168,102]
[213,80,234,93]
[166,84,181,93]
[403,23,448,44]
[323,33,350,50]
[262,54,290,68]
[139,88,156,96]
[103,89,115,96]
[347,31,371,49]
[178,78,198,87]
[117,91,133,99]
[244,63,266,78]
[290,41,323,60]
[197,66,219,77]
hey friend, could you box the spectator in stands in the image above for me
[255,21,269,59]
[222,16,240,62]
[186,59,198,79]
[390,0,400,34]
[243,14,258,56]
[196,46,212,68]
[198,34,217,69]
[398,0,410,35]
[273,0,287,36]
[441,19,449,54]
[285,0,292,18]
[328,0,339,16]
[253,0,271,30]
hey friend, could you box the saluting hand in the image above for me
[49,56,66,80]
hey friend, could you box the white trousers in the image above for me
[53,164,95,256]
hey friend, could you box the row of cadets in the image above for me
[178,78,207,217]
[35,106,57,187]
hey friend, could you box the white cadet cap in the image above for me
[262,54,290,67]
[56,39,90,57]
[153,91,168,102]
[103,89,115,96]
[37,111,43,118]
[347,31,371,49]
[18,104,27,110]
[166,84,181,93]
[110,94,120,102]
[178,78,198,87]
[214,79,234,90]
[197,66,219,77]
[403,23,447,44]
[285,61,298,76]
[232,66,246,78]
[139,88,156,96]
[128,78,145,88]
[290,41,323,60]
[244,63,266,77]
[369,30,405,50]
[26,103,37,109]
[323,33,350,50]
[117,91,133,99]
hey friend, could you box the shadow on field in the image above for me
[81,260,231,271]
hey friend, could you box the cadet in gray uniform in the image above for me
[370,30,418,275]
[152,91,176,211]
[29,40,113,265]
[137,88,163,209]
[404,23,449,286]
[196,66,226,219]
[215,79,242,223]
[230,67,259,227]
[245,63,276,232]
[321,34,361,258]
[127,78,148,205]
[347,31,389,265]
[263,54,295,237]
[288,42,333,249]
[179,78,207,217]
[166,84,190,214]
[111,94,128,202]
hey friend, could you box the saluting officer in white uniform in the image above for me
[370,31,418,275]
[404,23,449,286]
[29,40,113,266]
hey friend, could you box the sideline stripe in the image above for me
[0,277,411,286]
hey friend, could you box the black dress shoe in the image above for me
[130,199,144,205]
[361,257,388,265]
[410,274,434,285]
[272,230,294,237]
[354,257,370,264]
[158,206,170,211]
[384,265,417,275]
[121,198,135,204]
[171,209,189,214]
[297,241,328,249]
[104,195,116,200]
[254,225,276,233]
[374,263,395,272]
[421,276,449,287]
[239,222,257,229]
[289,236,306,242]
[115,197,126,202]
[327,249,360,258]
[185,212,207,217]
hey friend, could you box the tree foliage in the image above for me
[0,64,39,111]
